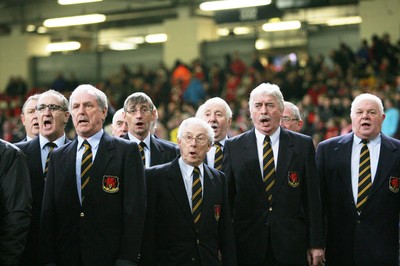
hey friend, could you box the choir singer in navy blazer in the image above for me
[140,117,236,266]
[316,93,400,266]
[223,83,324,266]
[123,92,178,167]
[40,84,146,266]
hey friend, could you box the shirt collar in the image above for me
[128,132,151,149]
[77,129,103,150]
[39,133,66,150]
[179,157,204,178]
[353,133,381,147]
[254,126,280,144]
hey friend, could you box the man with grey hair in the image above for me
[316,93,400,265]
[19,94,41,142]
[223,83,324,265]
[140,117,236,265]
[17,90,71,266]
[40,84,146,266]
[123,92,178,167]
[111,108,128,137]
[280,101,304,133]
[196,97,232,170]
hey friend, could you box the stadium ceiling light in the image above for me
[43,14,106,27]
[199,0,271,11]
[47,41,81,52]
[326,16,362,26]
[262,20,301,32]
[58,0,102,5]
[145,33,168,43]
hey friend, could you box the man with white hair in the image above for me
[111,108,128,137]
[223,83,324,265]
[196,97,232,170]
[316,93,400,265]
[280,101,303,133]
[140,117,236,265]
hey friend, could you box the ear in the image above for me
[63,111,70,124]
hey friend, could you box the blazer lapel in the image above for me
[275,129,294,195]
[85,134,113,200]
[150,136,163,166]
[370,135,399,196]
[199,165,216,229]
[334,133,354,201]
[243,129,266,196]
[168,159,194,224]
[60,139,81,208]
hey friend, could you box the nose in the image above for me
[122,122,128,131]
[260,104,269,114]
[208,113,217,122]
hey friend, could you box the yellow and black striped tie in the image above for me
[192,166,202,229]
[213,142,223,170]
[44,142,57,177]
[139,141,146,167]
[357,139,371,212]
[263,136,275,202]
[81,140,93,202]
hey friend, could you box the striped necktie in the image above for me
[44,142,57,177]
[192,166,202,230]
[81,140,93,202]
[213,142,223,170]
[139,142,146,166]
[263,135,275,202]
[357,139,371,212]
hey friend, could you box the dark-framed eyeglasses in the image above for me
[36,104,67,113]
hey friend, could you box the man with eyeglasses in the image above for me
[123,92,178,167]
[280,101,304,133]
[223,83,324,266]
[196,97,232,170]
[16,89,71,266]
[140,117,236,265]
[111,108,128,137]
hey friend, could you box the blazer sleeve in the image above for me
[303,137,324,248]
[218,171,237,266]
[0,144,32,266]
[221,140,236,215]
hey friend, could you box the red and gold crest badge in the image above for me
[214,205,221,222]
[102,175,119,193]
[288,171,300,188]
[389,176,399,193]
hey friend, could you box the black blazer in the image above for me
[40,133,146,265]
[140,157,236,266]
[223,127,324,264]
[316,132,400,266]
[123,134,179,166]
[16,136,71,266]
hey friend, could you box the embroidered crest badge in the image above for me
[288,171,300,188]
[102,175,119,193]
[214,205,221,222]
[389,176,399,193]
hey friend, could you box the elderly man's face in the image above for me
[178,123,211,167]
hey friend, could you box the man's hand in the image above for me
[307,248,325,266]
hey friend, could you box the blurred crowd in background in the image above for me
[2,32,400,145]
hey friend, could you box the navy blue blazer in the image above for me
[316,132,400,265]
[223,127,324,264]
[40,133,146,265]
[140,157,236,266]
[16,136,70,266]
